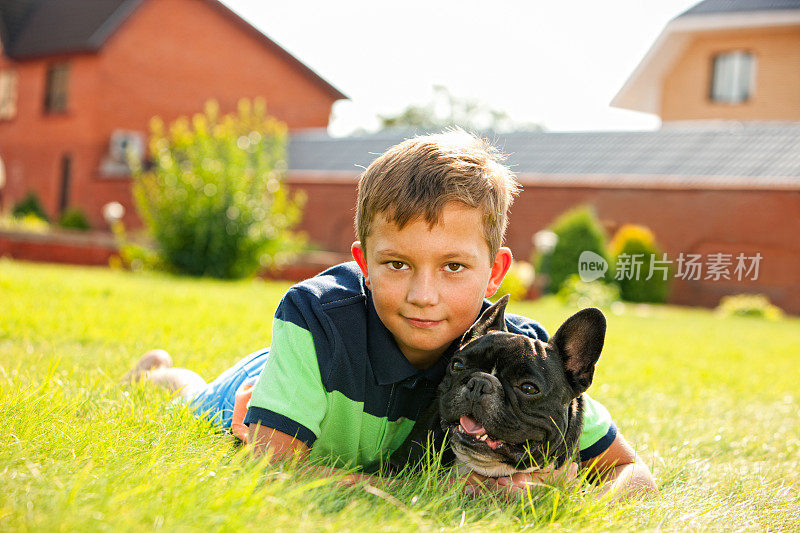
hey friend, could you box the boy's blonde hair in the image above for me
[355,129,520,261]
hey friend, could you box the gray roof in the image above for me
[0,0,347,99]
[0,0,142,59]
[287,124,800,187]
[678,0,800,18]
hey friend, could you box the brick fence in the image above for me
[285,172,800,314]
[3,173,798,314]
[0,228,117,266]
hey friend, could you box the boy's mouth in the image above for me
[404,316,443,328]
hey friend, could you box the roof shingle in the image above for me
[288,124,800,187]
[678,0,800,18]
[1,0,141,58]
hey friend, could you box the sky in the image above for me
[220,0,700,136]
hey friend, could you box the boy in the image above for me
[127,130,657,498]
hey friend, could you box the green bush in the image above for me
[490,261,534,302]
[535,205,609,293]
[557,274,620,308]
[132,99,306,279]
[716,294,784,320]
[59,207,90,230]
[12,192,49,222]
[108,219,167,273]
[609,224,670,303]
[0,212,49,232]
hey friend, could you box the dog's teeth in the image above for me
[479,434,488,441]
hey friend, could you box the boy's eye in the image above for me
[445,263,464,273]
[387,261,407,270]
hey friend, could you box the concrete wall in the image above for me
[661,25,800,122]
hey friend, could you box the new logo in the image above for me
[578,251,608,282]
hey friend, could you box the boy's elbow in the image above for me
[620,463,659,500]
[633,476,659,499]
[247,423,311,463]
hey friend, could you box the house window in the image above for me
[711,51,755,104]
[0,70,18,120]
[44,63,70,113]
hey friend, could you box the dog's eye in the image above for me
[519,382,539,395]
[451,360,465,372]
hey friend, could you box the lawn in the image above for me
[1,258,798,531]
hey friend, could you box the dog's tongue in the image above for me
[459,415,485,435]
[460,415,502,449]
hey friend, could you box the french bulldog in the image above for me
[391,294,607,478]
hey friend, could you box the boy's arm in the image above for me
[474,433,657,500]
[581,432,658,500]
[247,424,394,487]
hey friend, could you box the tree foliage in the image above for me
[609,224,670,303]
[132,99,306,279]
[379,85,542,133]
[536,205,609,293]
[12,191,49,222]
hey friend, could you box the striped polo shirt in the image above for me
[243,262,616,470]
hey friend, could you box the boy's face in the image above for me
[352,202,512,369]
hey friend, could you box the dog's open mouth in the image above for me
[453,415,508,450]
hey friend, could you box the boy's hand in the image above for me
[494,463,579,496]
[462,462,579,498]
[231,382,255,442]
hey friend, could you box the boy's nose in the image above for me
[406,270,439,306]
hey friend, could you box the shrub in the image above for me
[716,294,784,320]
[608,224,670,303]
[0,212,49,232]
[557,274,620,308]
[535,205,609,293]
[59,208,90,230]
[108,219,167,273]
[491,261,534,302]
[132,99,306,279]
[12,191,49,222]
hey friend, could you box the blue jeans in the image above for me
[187,347,269,429]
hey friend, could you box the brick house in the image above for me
[283,0,800,313]
[1,0,798,313]
[0,0,345,227]
[612,0,800,122]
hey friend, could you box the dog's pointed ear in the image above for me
[550,307,606,395]
[461,294,509,347]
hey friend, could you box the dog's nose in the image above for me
[465,372,498,402]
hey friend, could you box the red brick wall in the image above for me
[0,229,116,266]
[286,173,800,314]
[288,172,359,253]
[0,0,340,228]
[0,54,102,220]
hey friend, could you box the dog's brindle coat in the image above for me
[390,295,606,477]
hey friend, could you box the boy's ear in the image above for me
[484,247,513,299]
[351,241,370,289]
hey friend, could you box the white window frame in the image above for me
[711,51,756,104]
[0,70,18,120]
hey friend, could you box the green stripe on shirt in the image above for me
[578,393,613,451]
[249,318,327,438]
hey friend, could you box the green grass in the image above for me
[1,258,798,531]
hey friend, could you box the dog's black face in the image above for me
[437,295,606,477]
